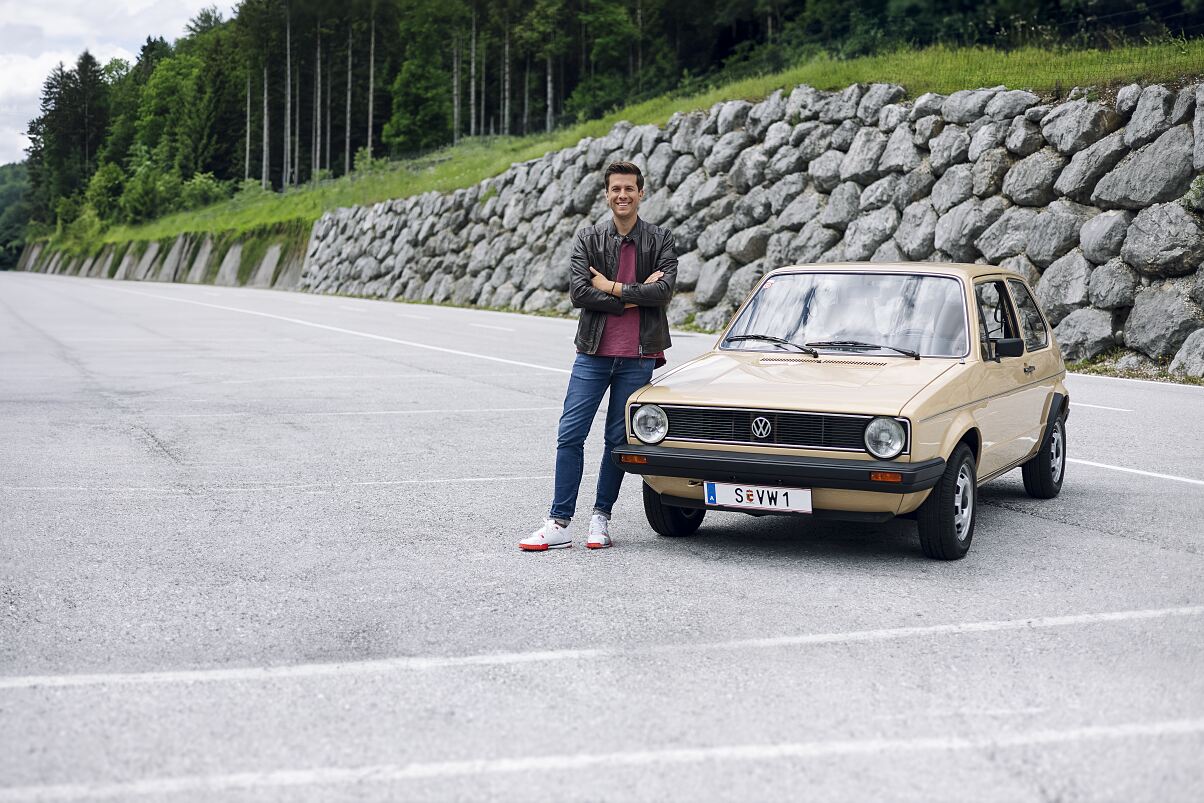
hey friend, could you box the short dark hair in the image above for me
[604,161,644,191]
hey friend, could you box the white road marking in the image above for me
[470,323,515,332]
[1072,403,1132,412]
[139,406,559,419]
[2,719,1201,800]
[1068,459,1204,487]
[1,605,1198,691]
[395,313,430,320]
[337,305,366,312]
[1069,371,1204,392]
[97,287,570,374]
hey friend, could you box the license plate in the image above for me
[704,482,812,513]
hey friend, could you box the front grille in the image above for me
[659,405,881,452]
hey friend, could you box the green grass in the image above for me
[102,39,1204,244]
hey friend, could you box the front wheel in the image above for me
[916,443,977,560]
[1021,414,1066,499]
[643,482,705,537]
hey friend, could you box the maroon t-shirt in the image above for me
[594,239,665,365]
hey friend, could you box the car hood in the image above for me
[638,351,960,416]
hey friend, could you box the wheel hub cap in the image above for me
[954,464,974,541]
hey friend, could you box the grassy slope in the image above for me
[105,39,1204,243]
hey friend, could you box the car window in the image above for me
[1007,279,1050,352]
[722,272,968,357]
[974,280,1020,353]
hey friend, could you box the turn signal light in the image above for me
[870,471,903,483]
[620,455,648,464]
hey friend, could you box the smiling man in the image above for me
[520,161,678,551]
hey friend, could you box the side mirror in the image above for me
[994,338,1024,359]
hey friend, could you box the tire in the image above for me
[916,443,977,560]
[643,482,705,537]
[1021,413,1066,499]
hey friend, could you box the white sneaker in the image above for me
[586,514,613,549]
[520,519,571,551]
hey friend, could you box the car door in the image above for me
[969,278,1031,476]
[1006,278,1060,461]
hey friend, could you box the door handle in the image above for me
[1023,364,1036,374]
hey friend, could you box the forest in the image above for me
[7,0,1203,268]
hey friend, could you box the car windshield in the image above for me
[721,272,969,358]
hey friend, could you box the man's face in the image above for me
[605,173,643,220]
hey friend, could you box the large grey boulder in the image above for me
[762,120,793,156]
[859,174,901,211]
[726,225,772,264]
[666,154,699,189]
[1124,85,1175,148]
[1052,130,1128,203]
[912,115,944,147]
[1088,257,1139,309]
[794,122,835,160]
[697,217,736,258]
[879,123,923,173]
[929,125,970,175]
[808,149,845,192]
[830,119,861,151]
[819,181,862,230]
[724,259,769,305]
[785,85,823,123]
[1035,249,1092,325]
[843,206,900,260]
[871,238,905,262]
[840,128,887,183]
[1005,117,1044,156]
[894,161,937,208]
[857,83,906,125]
[571,172,605,214]
[694,254,737,307]
[1040,100,1122,154]
[788,220,842,263]
[746,91,786,138]
[1091,125,1195,209]
[975,206,1038,262]
[1120,202,1204,277]
[1196,85,1204,171]
[670,112,706,153]
[767,173,806,214]
[1055,307,1117,361]
[732,186,773,229]
[692,133,717,163]
[877,103,909,132]
[704,130,754,174]
[765,144,806,183]
[986,90,1040,120]
[942,88,1000,124]
[729,146,768,192]
[1124,285,1204,360]
[1172,85,1196,125]
[717,100,753,135]
[931,163,974,214]
[778,189,826,231]
[972,147,1013,197]
[1116,84,1142,117]
[910,92,946,120]
[1027,200,1092,268]
[968,121,1007,162]
[934,197,1006,262]
[1079,210,1133,264]
[765,230,795,267]
[1002,147,1066,206]
[896,201,938,260]
[1170,328,1204,376]
[693,175,728,210]
[669,170,706,219]
[1001,254,1042,286]
[819,84,863,123]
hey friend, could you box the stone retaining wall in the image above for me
[21,81,1204,375]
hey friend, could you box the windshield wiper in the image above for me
[805,340,920,360]
[726,334,819,357]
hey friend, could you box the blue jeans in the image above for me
[550,353,656,522]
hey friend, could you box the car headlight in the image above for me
[864,417,906,459]
[632,404,669,444]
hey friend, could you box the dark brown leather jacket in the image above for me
[569,216,678,356]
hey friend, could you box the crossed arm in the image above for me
[568,231,678,313]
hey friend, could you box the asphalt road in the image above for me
[2,271,1203,802]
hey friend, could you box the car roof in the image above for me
[765,261,1019,283]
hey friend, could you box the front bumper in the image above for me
[612,444,945,493]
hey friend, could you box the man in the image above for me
[520,161,678,551]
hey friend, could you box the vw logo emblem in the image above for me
[751,416,772,439]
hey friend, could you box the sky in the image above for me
[0,1,229,165]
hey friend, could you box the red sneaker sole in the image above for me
[586,542,613,549]
[519,543,571,551]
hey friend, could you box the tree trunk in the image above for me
[313,35,321,182]
[261,63,269,190]
[545,53,552,133]
[480,39,486,136]
[522,57,529,136]
[284,4,291,188]
[244,72,251,182]
[367,11,375,157]
[345,24,352,174]
[452,32,461,144]
[293,62,300,185]
[502,26,510,136]
[469,10,476,137]
[325,59,331,172]
[637,0,643,91]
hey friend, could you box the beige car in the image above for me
[614,263,1069,560]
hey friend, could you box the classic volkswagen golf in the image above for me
[613,263,1068,560]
